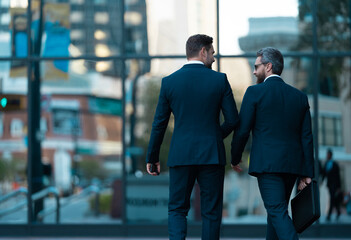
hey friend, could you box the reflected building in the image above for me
[0,0,150,194]
[239,17,299,87]
[146,0,216,75]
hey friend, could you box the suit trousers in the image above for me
[257,173,299,240]
[168,165,225,240]
[327,186,341,220]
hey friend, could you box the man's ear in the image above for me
[266,62,273,72]
[200,46,207,58]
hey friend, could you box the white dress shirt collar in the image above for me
[185,60,204,65]
[264,74,281,82]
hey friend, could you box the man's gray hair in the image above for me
[257,47,284,75]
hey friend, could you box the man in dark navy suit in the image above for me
[231,47,315,240]
[146,34,239,240]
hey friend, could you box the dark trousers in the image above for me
[327,187,341,220]
[168,165,225,240]
[257,173,299,240]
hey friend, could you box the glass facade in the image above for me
[0,0,350,238]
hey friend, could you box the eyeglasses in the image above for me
[254,63,264,70]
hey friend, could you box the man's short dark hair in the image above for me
[327,148,333,157]
[257,47,284,75]
[186,34,213,59]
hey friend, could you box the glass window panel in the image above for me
[220,58,253,105]
[318,116,324,145]
[0,61,28,224]
[317,0,351,52]
[70,11,84,23]
[220,0,310,54]
[324,117,335,146]
[336,118,343,146]
[0,5,27,57]
[0,0,10,7]
[125,0,148,55]
[0,114,3,137]
[146,0,217,56]
[220,56,313,101]
[318,57,351,223]
[38,60,123,224]
[1,0,351,233]
[71,0,85,4]
[37,1,125,57]
[94,0,107,5]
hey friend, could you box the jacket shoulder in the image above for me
[283,81,307,96]
[245,84,260,93]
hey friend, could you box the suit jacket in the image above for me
[146,63,239,167]
[322,160,341,190]
[231,76,314,178]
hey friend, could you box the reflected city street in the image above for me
[0,0,351,238]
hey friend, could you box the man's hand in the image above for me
[146,162,160,176]
[231,163,243,173]
[298,177,312,191]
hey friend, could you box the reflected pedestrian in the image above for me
[321,149,342,221]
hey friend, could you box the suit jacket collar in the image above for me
[264,75,284,83]
[182,63,207,69]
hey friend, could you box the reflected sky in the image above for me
[219,0,298,53]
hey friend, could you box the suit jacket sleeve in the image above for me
[231,86,256,165]
[220,74,239,138]
[146,78,171,164]
[301,95,315,178]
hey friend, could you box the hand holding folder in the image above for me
[291,180,321,233]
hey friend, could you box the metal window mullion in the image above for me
[5,51,351,62]
[216,0,220,71]
[312,0,320,180]
[121,0,127,227]
[26,0,33,228]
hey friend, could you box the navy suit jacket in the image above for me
[146,63,239,167]
[231,76,314,178]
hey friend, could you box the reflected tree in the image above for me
[135,77,173,173]
[297,0,351,152]
[297,0,351,97]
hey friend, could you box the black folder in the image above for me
[291,180,320,233]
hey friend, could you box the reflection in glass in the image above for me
[0,0,351,230]
[324,117,336,146]
[37,60,123,223]
[146,0,216,56]
[220,0,307,54]
[317,57,351,223]
[22,0,149,57]
[316,0,351,52]
[0,61,28,223]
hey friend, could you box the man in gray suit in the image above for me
[231,47,314,240]
[146,34,239,240]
